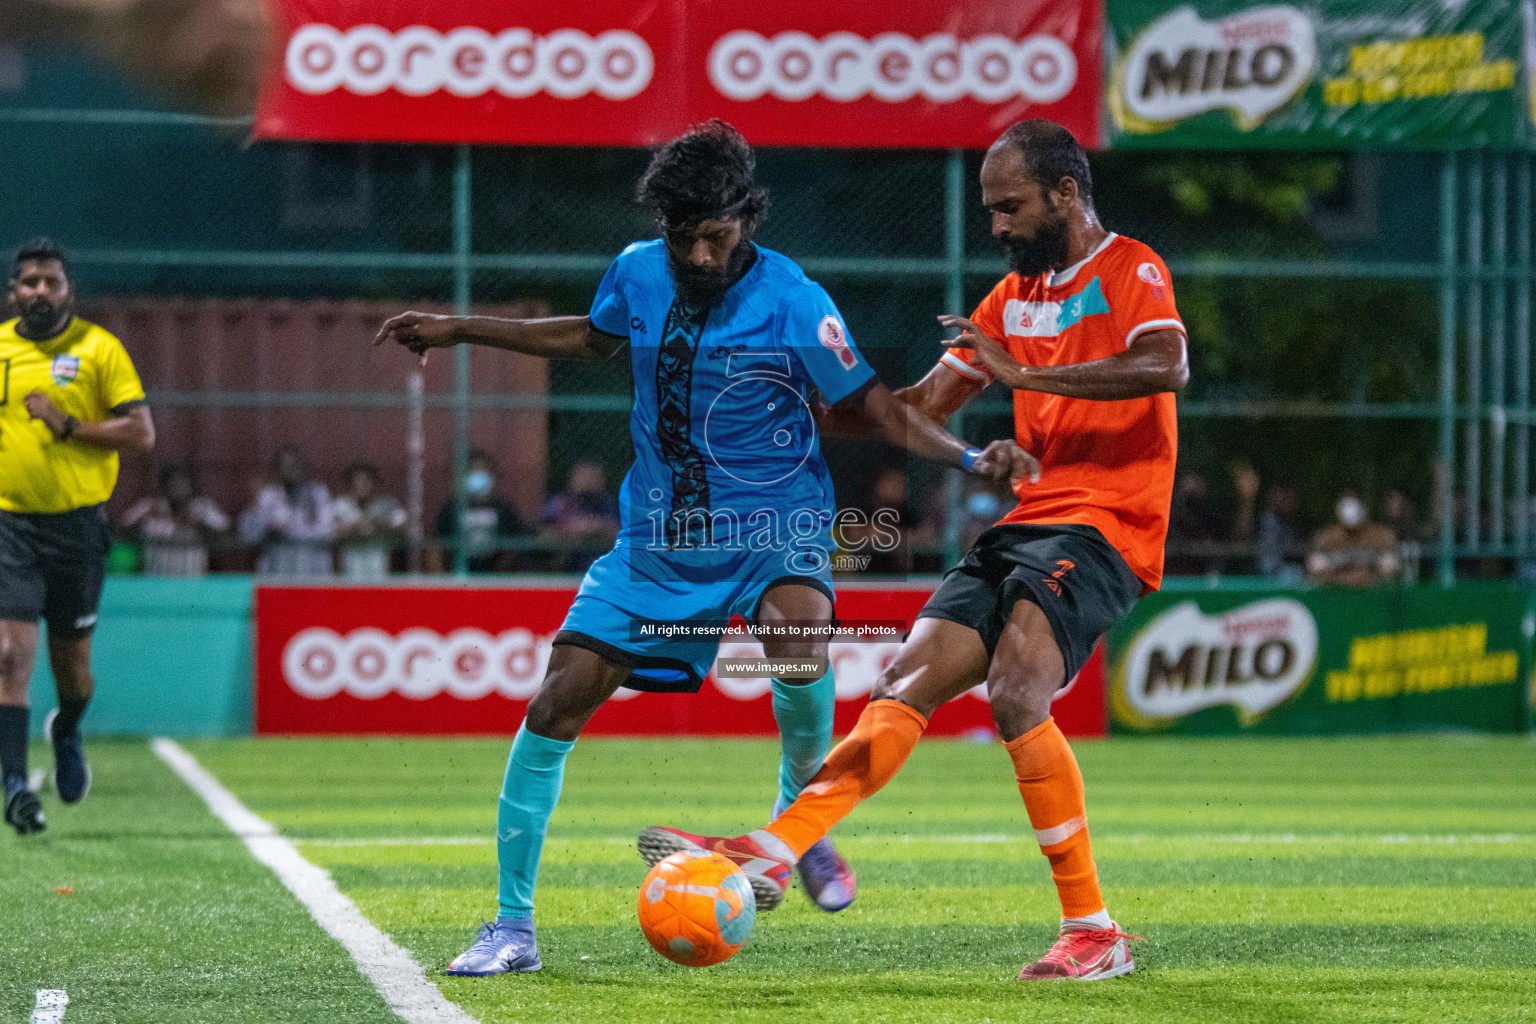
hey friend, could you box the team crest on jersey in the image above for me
[1137,262,1165,286]
[51,354,80,386]
[818,315,857,370]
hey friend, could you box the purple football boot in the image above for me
[774,798,856,912]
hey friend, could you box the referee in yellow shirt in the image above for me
[1,239,154,835]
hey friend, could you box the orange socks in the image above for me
[761,702,1104,924]
[765,699,928,858]
[1006,717,1105,919]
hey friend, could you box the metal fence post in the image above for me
[406,368,424,572]
[1489,155,1508,548]
[1438,152,1459,586]
[1465,153,1483,553]
[1516,155,1533,556]
[942,149,967,571]
[452,144,473,576]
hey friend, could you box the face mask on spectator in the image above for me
[967,492,1001,517]
[465,469,494,499]
[1337,497,1365,528]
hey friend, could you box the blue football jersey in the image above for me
[589,241,875,555]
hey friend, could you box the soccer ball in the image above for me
[637,849,756,967]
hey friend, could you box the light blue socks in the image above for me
[496,722,576,920]
[770,668,837,811]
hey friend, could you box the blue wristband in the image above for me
[961,447,983,472]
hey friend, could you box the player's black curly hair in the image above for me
[11,237,70,280]
[636,120,769,230]
[994,120,1094,206]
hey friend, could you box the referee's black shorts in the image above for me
[0,504,111,635]
[917,523,1144,684]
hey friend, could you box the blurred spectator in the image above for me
[332,461,407,580]
[1306,489,1399,587]
[431,450,528,573]
[912,475,1013,565]
[119,463,230,577]
[1255,483,1304,580]
[1165,472,1230,575]
[541,461,619,573]
[1383,490,1422,544]
[1383,489,1424,583]
[848,468,909,575]
[1228,463,1260,550]
[239,447,334,576]
[960,477,1014,550]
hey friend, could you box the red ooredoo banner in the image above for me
[254,0,1100,148]
[254,583,1106,738]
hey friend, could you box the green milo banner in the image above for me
[1106,0,1531,149]
[1107,584,1536,734]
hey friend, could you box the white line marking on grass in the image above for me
[304,837,493,848]
[30,990,67,1024]
[152,739,476,1024]
[870,832,1536,846]
[27,768,46,794]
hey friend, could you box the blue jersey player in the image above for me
[376,121,1031,977]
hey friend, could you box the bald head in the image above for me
[985,119,1094,208]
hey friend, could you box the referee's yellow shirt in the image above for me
[0,317,146,514]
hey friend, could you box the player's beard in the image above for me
[999,212,1071,278]
[668,237,757,311]
[18,295,72,339]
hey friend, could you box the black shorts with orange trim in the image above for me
[916,523,1142,684]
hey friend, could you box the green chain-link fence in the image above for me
[2,104,1530,581]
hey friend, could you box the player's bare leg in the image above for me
[449,644,630,976]
[43,630,95,804]
[987,599,1139,981]
[640,616,987,907]
[0,619,45,835]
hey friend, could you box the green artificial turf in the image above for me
[4,735,1533,1022]
[0,739,398,1023]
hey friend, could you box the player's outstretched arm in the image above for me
[811,357,981,438]
[374,312,624,366]
[939,315,1188,400]
[858,382,1039,486]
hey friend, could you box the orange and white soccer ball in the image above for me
[637,849,757,967]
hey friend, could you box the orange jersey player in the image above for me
[641,119,1189,982]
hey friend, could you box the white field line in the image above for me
[152,739,476,1024]
[30,990,67,1024]
[298,832,1536,850]
[304,837,493,848]
[881,833,1536,846]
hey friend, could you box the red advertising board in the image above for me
[254,0,1100,148]
[254,583,1106,738]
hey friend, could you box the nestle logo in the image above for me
[1219,17,1293,48]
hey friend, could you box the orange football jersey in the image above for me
[942,233,1184,590]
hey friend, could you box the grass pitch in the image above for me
[4,735,1534,1023]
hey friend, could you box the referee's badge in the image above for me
[51,354,80,386]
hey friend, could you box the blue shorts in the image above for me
[555,542,836,693]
